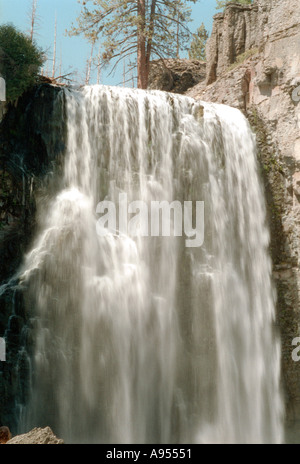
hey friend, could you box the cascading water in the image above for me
[18,85,283,444]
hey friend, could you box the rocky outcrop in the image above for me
[205,1,265,85]
[6,427,64,444]
[148,59,206,94]
[187,0,300,440]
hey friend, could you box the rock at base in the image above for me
[6,427,64,444]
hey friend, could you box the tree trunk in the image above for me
[52,14,57,78]
[30,0,37,43]
[144,0,157,88]
[137,0,148,89]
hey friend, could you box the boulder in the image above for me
[6,427,64,444]
[148,58,206,94]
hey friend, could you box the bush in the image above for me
[0,23,45,102]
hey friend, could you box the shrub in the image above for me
[0,23,45,102]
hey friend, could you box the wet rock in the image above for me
[0,84,67,431]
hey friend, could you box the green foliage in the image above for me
[188,23,209,61]
[0,23,45,102]
[216,0,253,11]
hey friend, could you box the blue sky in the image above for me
[0,0,217,87]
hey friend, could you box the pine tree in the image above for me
[188,23,208,61]
[68,0,198,89]
[0,24,44,101]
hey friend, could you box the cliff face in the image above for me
[205,1,266,85]
[187,0,300,439]
[0,84,66,431]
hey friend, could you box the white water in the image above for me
[20,85,283,444]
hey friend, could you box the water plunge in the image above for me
[19,85,283,443]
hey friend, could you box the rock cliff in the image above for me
[0,84,66,432]
[186,0,300,441]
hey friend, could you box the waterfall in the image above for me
[19,85,283,444]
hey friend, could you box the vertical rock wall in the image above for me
[206,2,260,84]
[187,0,300,440]
[0,84,66,432]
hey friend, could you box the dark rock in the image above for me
[148,59,206,94]
[0,84,67,432]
